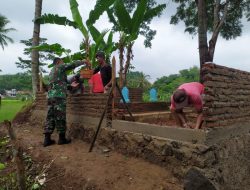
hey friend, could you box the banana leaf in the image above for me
[90,30,109,66]
[106,8,118,27]
[131,0,147,36]
[144,4,166,22]
[105,32,116,53]
[62,51,86,63]
[35,14,78,28]
[88,25,107,47]
[69,0,88,38]
[114,0,132,34]
[86,0,116,26]
[31,43,70,57]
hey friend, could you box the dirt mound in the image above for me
[0,121,183,190]
[12,102,35,125]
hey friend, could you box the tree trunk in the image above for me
[197,0,210,83]
[123,42,133,86]
[31,0,43,95]
[118,36,125,88]
[208,0,229,62]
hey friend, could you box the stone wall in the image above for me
[202,63,250,128]
[208,133,250,190]
[36,92,111,119]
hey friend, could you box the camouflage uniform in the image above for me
[44,61,83,134]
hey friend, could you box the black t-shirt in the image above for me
[93,65,112,87]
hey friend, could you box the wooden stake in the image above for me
[111,56,116,118]
[39,72,43,92]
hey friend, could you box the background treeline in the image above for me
[0,66,199,101]
[0,73,32,94]
[126,66,199,101]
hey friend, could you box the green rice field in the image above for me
[0,100,31,122]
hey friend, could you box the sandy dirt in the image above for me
[0,121,183,190]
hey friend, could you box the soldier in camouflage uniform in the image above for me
[44,57,89,147]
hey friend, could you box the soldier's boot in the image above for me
[58,133,71,145]
[43,133,56,147]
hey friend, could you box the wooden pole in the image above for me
[4,120,26,190]
[111,56,116,118]
[89,85,115,152]
[39,72,43,92]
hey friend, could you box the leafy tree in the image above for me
[126,71,151,89]
[15,38,55,73]
[0,14,16,50]
[0,73,32,91]
[170,0,250,81]
[152,66,199,101]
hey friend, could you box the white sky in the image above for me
[0,0,249,82]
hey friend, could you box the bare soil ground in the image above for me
[0,109,183,190]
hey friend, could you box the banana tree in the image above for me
[30,43,87,76]
[107,0,166,87]
[35,0,116,68]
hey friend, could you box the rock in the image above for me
[184,168,218,190]
[143,134,152,142]
[161,145,173,156]
[171,141,181,149]
[102,148,111,153]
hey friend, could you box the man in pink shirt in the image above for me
[170,82,204,129]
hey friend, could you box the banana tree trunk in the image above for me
[123,42,133,86]
[31,0,43,95]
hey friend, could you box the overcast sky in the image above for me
[0,0,250,82]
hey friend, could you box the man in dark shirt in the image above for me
[93,51,112,93]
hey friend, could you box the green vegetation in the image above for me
[0,100,30,122]
[152,66,199,102]
[0,14,16,50]
[15,38,56,73]
[126,66,199,102]
[0,73,32,92]
[0,135,43,189]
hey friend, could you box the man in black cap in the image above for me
[93,51,112,93]
[170,82,204,129]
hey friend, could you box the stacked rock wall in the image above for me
[202,63,250,127]
[35,92,111,118]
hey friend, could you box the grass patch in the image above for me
[0,100,31,122]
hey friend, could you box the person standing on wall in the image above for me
[44,57,90,147]
[170,82,204,129]
[93,51,112,93]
